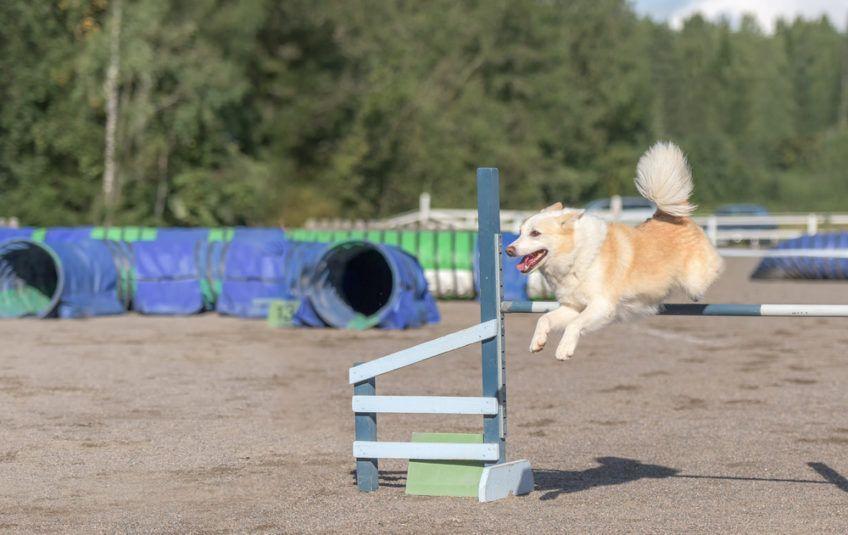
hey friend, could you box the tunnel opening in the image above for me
[308,241,397,327]
[0,240,62,318]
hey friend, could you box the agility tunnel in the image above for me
[0,239,126,318]
[0,228,439,328]
[751,232,848,279]
[295,240,440,329]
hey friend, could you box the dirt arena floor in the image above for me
[2,258,848,533]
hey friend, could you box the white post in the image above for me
[610,195,622,221]
[807,213,818,235]
[707,216,718,245]
[419,193,431,226]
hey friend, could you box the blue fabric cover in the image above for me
[752,232,848,279]
[216,238,323,318]
[154,228,211,241]
[44,227,95,242]
[0,228,34,242]
[49,240,126,318]
[132,239,206,314]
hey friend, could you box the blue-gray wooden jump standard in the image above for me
[350,168,530,502]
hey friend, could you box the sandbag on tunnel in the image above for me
[0,239,127,318]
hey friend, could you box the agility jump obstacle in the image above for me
[350,168,848,503]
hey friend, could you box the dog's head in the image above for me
[506,202,584,273]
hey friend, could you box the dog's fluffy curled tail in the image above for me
[635,141,695,217]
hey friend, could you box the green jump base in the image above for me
[405,432,485,497]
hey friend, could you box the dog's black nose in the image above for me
[506,245,517,257]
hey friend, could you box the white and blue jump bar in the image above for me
[502,301,848,317]
[351,166,848,502]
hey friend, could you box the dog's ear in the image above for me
[541,202,563,212]
[559,209,585,228]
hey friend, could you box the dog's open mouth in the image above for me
[517,249,547,273]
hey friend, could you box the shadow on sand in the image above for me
[535,457,848,501]
[534,457,679,500]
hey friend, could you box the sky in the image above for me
[633,0,847,32]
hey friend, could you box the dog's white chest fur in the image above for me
[539,215,608,311]
[544,272,587,309]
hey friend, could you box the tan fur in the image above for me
[600,215,721,305]
[506,142,723,360]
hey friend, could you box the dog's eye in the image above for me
[529,230,540,237]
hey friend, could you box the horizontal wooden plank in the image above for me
[348,320,498,384]
[352,395,498,415]
[353,441,499,461]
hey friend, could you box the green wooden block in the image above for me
[405,432,485,497]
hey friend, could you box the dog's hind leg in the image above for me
[530,305,579,353]
[680,251,723,301]
[555,300,615,360]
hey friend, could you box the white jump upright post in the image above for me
[350,168,533,502]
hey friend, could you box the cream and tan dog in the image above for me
[506,142,723,360]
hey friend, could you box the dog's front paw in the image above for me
[555,334,579,361]
[554,347,574,361]
[529,332,547,353]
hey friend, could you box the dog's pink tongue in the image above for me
[516,255,530,272]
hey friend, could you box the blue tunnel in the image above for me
[293,240,440,329]
[0,239,126,318]
[752,232,848,280]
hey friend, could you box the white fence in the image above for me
[0,217,19,228]
[305,194,848,247]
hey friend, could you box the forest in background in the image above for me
[1,0,847,227]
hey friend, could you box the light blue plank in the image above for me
[659,303,762,316]
[353,441,500,461]
[352,395,499,415]
[348,320,498,384]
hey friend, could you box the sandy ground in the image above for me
[1,258,848,533]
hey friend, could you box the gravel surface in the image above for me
[1,259,847,533]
